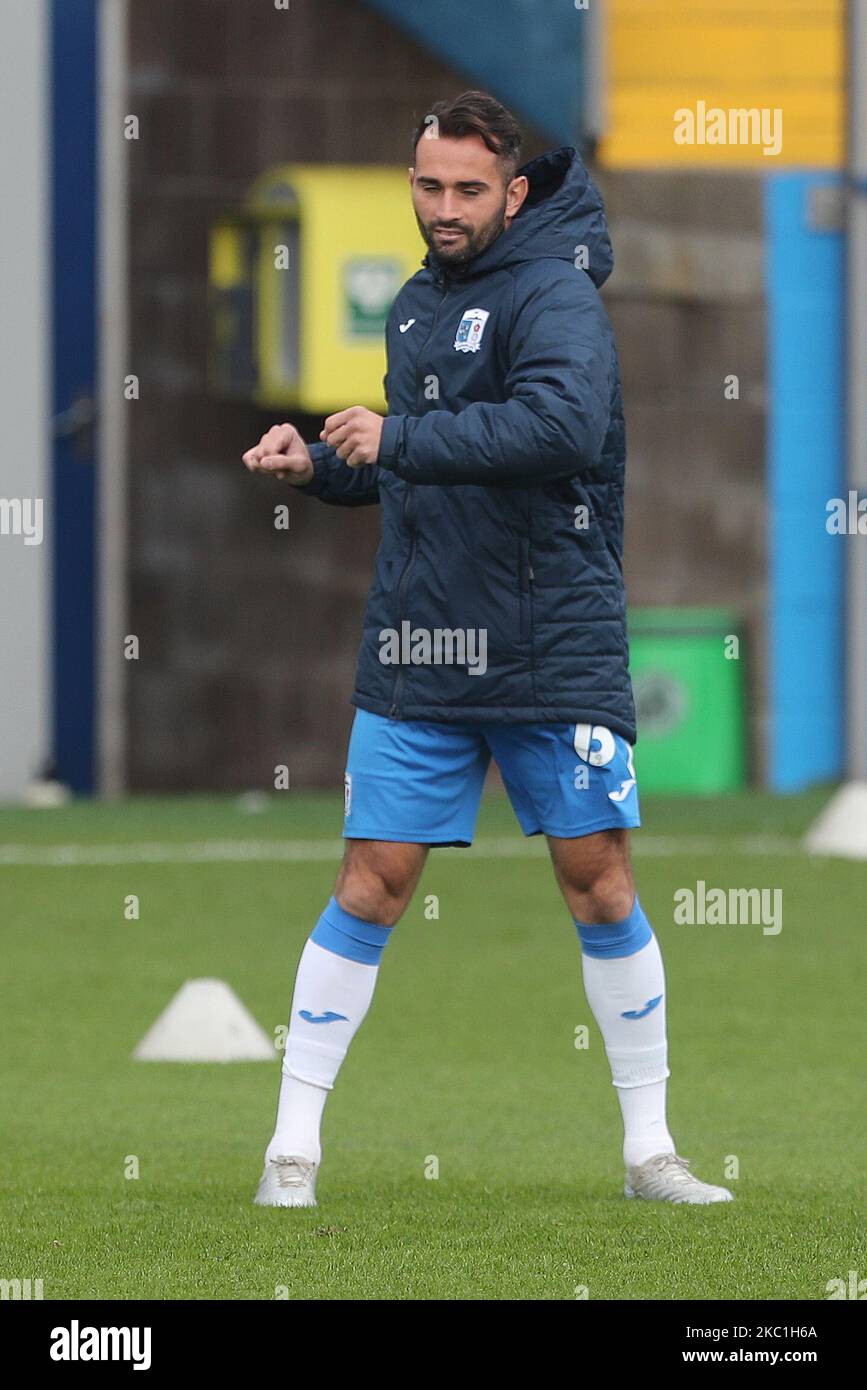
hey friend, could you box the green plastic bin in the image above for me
[628,607,747,794]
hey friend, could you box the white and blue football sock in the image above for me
[265,896,392,1165]
[574,896,676,1168]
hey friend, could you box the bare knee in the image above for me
[334,840,427,927]
[548,829,635,923]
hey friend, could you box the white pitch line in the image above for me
[0,834,800,868]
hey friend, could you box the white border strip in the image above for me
[847,0,867,777]
[0,0,50,797]
[97,0,129,796]
[0,835,800,867]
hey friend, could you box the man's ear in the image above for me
[408,166,415,186]
[506,174,529,221]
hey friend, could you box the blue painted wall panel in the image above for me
[361,0,585,146]
[766,174,845,790]
[50,0,97,792]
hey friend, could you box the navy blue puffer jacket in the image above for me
[302,146,636,743]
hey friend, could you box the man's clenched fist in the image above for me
[320,407,384,468]
[242,423,314,484]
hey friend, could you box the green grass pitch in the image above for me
[0,789,863,1300]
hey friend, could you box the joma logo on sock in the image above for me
[50,1321,152,1370]
[673,881,782,935]
[378,622,488,675]
[621,994,662,1020]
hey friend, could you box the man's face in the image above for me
[410,134,528,267]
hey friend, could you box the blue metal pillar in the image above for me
[50,0,98,791]
[766,174,845,790]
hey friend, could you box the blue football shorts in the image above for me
[342,708,640,846]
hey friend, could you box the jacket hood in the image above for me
[423,146,613,289]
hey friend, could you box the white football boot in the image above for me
[625,1152,734,1204]
[254,1154,318,1208]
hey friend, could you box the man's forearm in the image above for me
[298,442,381,507]
[376,390,608,487]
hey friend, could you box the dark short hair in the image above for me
[411,91,523,181]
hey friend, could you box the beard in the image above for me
[416,193,509,267]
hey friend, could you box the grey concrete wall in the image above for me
[126,0,547,791]
[126,0,766,790]
[0,0,50,798]
[597,170,766,778]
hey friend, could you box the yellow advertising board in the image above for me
[208,166,424,412]
[597,0,844,169]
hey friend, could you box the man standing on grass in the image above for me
[242,91,732,1208]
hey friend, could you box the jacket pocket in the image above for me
[518,537,532,642]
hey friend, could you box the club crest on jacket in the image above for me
[454,308,490,353]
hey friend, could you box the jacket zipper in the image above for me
[388,281,450,719]
[519,538,533,642]
[388,494,418,717]
[415,279,450,410]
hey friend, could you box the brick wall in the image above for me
[126,0,765,789]
[599,169,767,777]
